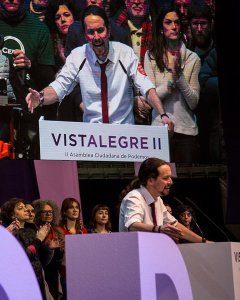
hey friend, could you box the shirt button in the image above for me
[136,42,140,46]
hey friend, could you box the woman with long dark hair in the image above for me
[144,2,201,163]
[58,197,87,235]
[44,0,77,72]
[58,197,87,299]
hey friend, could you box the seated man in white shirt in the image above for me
[25,5,173,130]
[119,157,208,243]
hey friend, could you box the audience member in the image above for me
[198,47,224,163]
[0,0,56,158]
[58,197,87,234]
[58,197,87,300]
[26,5,174,130]
[119,157,209,243]
[188,0,214,63]
[175,204,195,228]
[25,202,36,223]
[164,203,173,214]
[88,203,112,233]
[144,3,201,163]
[114,0,159,124]
[29,0,48,21]
[187,1,220,163]
[174,0,191,47]
[33,199,64,300]
[44,0,83,121]
[44,0,77,72]
[1,198,51,300]
[174,204,204,243]
[204,0,215,19]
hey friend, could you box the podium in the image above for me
[178,242,240,300]
[65,232,193,300]
[39,119,170,162]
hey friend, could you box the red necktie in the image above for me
[99,60,109,123]
[150,202,157,226]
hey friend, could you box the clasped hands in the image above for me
[159,221,183,242]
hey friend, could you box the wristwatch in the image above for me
[39,90,44,107]
[160,113,169,119]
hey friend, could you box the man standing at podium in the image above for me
[119,157,208,243]
[25,5,173,131]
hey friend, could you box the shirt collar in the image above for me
[87,41,115,66]
[139,186,158,205]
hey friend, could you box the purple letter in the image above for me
[118,136,128,148]
[88,135,97,147]
[130,137,138,149]
[51,133,61,146]
[69,134,77,146]
[109,136,117,148]
[78,135,87,147]
[99,136,107,148]
[140,137,148,149]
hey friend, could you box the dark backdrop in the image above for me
[216,1,240,223]
[0,160,39,205]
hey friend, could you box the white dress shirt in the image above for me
[50,41,155,124]
[119,186,177,232]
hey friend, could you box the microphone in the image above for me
[185,196,230,242]
[56,58,86,120]
[16,69,26,86]
[173,197,205,241]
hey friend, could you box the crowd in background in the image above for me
[0,197,112,299]
[0,194,200,299]
[0,0,223,164]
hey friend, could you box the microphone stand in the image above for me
[56,58,86,120]
[185,197,230,241]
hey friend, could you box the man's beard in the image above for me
[193,33,211,49]
[92,40,108,60]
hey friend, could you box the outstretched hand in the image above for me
[26,88,40,113]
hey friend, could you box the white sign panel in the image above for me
[39,118,170,162]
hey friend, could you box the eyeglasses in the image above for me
[41,210,53,215]
[191,21,209,29]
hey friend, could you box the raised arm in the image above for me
[26,86,59,113]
